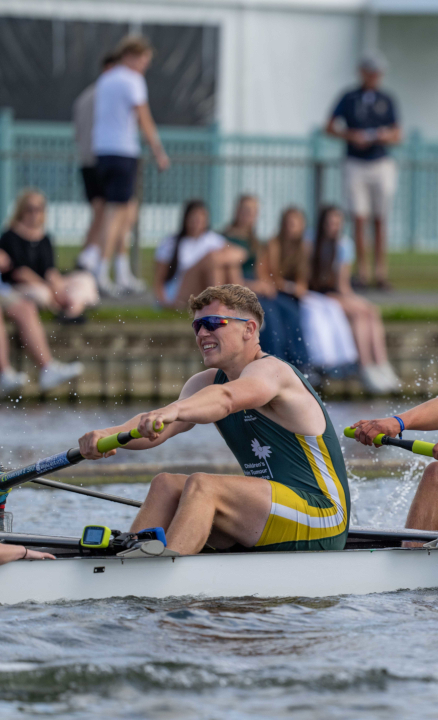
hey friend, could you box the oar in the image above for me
[0,426,163,507]
[343,427,435,457]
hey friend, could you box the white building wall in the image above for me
[379,15,438,138]
[239,9,362,134]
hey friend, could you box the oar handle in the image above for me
[97,428,143,454]
[343,427,435,457]
[96,421,165,454]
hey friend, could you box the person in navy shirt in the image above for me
[325,55,402,289]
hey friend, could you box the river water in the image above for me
[1,399,438,719]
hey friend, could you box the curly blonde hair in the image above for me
[189,284,264,328]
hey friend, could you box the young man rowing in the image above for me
[79,285,350,555]
[351,403,438,533]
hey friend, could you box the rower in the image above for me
[351,401,438,536]
[79,284,350,555]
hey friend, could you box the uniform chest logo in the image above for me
[251,438,273,479]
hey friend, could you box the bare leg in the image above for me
[100,203,130,260]
[130,473,187,533]
[114,199,138,254]
[354,216,369,284]
[374,217,388,284]
[368,305,388,364]
[83,198,105,250]
[172,254,227,309]
[332,296,374,366]
[0,309,11,371]
[6,300,52,368]
[406,463,438,531]
[164,472,271,555]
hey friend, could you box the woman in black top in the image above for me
[0,190,98,321]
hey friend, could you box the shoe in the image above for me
[57,312,88,325]
[0,368,29,396]
[97,278,122,299]
[375,279,393,292]
[39,361,84,392]
[377,362,402,392]
[360,365,390,395]
[117,276,147,295]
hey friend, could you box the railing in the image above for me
[1,107,438,251]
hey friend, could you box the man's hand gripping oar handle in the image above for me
[96,421,165,455]
[343,427,435,457]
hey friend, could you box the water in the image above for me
[1,399,438,719]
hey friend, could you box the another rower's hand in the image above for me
[350,417,401,446]
[23,548,56,561]
[137,406,178,441]
[78,430,117,460]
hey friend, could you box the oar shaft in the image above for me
[343,427,435,457]
[0,429,144,494]
[31,477,142,508]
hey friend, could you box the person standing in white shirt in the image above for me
[73,52,118,275]
[93,36,169,295]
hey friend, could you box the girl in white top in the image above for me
[154,200,246,309]
[310,205,400,394]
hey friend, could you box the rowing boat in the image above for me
[2,428,438,606]
[1,529,438,605]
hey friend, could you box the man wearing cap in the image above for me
[325,55,402,289]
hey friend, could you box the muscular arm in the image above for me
[78,370,216,459]
[137,358,286,440]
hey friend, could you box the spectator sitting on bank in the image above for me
[73,52,119,276]
[0,269,84,394]
[223,195,310,369]
[0,190,99,323]
[325,54,402,289]
[310,205,400,394]
[93,35,170,297]
[154,200,246,309]
[263,207,358,375]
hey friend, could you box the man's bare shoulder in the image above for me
[241,355,299,385]
[179,368,218,398]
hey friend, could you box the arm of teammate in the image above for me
[135,104,170,171]
[136,357,286,440]
[0,545,55,565]
[78,370,216,459]
[376,125,402,145]
[351,397,438,457]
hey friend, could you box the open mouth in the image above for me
[201,343,218,353]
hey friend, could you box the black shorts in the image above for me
[80,166,105,203]
[96,155,138,203]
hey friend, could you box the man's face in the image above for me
[193,301,252,368]
[360,68,382,90]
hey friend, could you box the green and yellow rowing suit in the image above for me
[214,359,350,551]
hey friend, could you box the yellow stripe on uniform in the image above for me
[256,434,348,547]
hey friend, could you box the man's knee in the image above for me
[184,472,215,497]
[420,462,438,489]
[149,472,183,497]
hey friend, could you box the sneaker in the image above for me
[360,365,390,395]
[0,368,29,396]
[377,362,402,392]
[39,361,84,392]
[97,278,122,299]
[117,275,147,295]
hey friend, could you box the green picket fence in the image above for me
[0,107,437,250]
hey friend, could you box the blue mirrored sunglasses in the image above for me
[192,315,250,335]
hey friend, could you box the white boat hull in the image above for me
[1,547,438,605]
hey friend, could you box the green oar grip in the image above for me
[343,427,384,445]
[97,429,142,454]
[412,440,435,457]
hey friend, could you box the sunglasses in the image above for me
[192,315,250,335]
